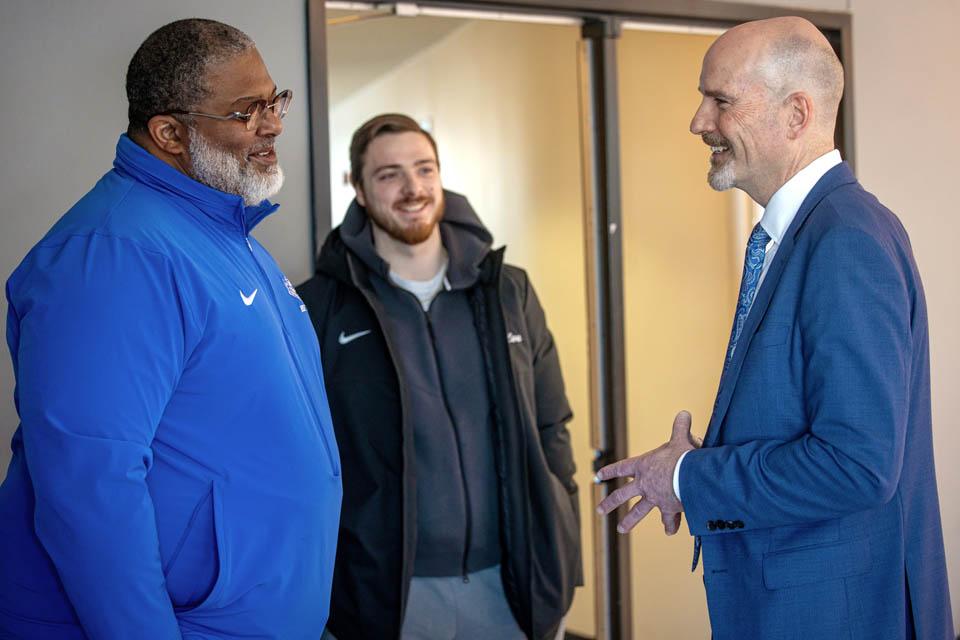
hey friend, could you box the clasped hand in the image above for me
[595,411,701,535]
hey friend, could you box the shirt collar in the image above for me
[760,149,842,244]
[112,134,278,234]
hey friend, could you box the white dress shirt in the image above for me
[673,149,842,501]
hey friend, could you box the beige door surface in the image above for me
[618,27,749,638]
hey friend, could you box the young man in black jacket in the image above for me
[298,113,581,640]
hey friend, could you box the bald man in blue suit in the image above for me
[597,16,953,639]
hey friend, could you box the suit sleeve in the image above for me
[11,233,185,638]
[680,225,912,535]
[522,275,577,493]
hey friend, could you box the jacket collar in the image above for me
[323,189,494,289]
[703,162,858,447]
[112,134,278,235]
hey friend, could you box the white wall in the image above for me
[848,0,960,627]
[1,0,957,631]
[0,0,315,474]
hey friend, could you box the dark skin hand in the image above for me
[595,411,702,535]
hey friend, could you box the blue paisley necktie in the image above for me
[725,222,771,366]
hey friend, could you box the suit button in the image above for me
[707,520,717,531]
[717,521,727,530]
[726,520,737,529]
[735,520,744,529]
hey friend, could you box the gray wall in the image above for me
[0,0,315,474]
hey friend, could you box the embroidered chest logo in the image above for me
[240,288,258,306]
[338,330,372,345]
[282,276,307,312]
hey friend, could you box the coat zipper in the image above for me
[423,311,473,583]
[243,235,339,475]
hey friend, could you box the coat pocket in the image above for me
[164,481,228,612]
[752,322,790,348]
[762,537,871,591]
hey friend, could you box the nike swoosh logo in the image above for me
[240,288,258,306]
[338,329,371,345]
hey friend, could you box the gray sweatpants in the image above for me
[323,564,565,640]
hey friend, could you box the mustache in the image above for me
[395,196,432,207]
[702,134,729,147]
[248,141,275,155]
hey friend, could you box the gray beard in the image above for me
[708,159,736,191]
[188,129,284,205]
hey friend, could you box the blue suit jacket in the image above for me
[680,163,953,639]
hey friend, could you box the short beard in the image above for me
[708,160,736,191]
[187,128,284,206]
[703,133,736,191]
[368,198,445,245]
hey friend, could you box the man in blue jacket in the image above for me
[0,19,342,639]
[597,16,953,638]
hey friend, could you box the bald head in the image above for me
[715,17,844,131]
[690,17,845,205]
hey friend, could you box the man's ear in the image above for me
[146,115,189,156]
[784,91,814,140]
[354,181,367,207]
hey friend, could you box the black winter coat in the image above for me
[297,199,582,640]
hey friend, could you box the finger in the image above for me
[617,497,656,533]
[662,510,682,536]
[671,410,692,443]
[596,480,643,515]
[688,432,703,449]
[594,456,641,483]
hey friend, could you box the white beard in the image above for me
[188,129,284,205]
[708,158,736,191]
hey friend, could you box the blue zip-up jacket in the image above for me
[0,135,342,639]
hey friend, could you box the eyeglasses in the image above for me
[166,89,292,131]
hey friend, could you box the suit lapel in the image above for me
[703,163,858,447]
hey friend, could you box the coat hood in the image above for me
[316,190,493,288]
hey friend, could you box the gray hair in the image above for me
[126,18,254,134]
[758,33,844,125]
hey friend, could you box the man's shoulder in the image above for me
[809,179,907,243]
[297,271,337,299]
[41,169,185,252]
[296,270,349,321]
[499,262,530,287]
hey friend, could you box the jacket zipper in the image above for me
[423,311,473,583]
[243,235,339,475]
[471,256,524,622]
